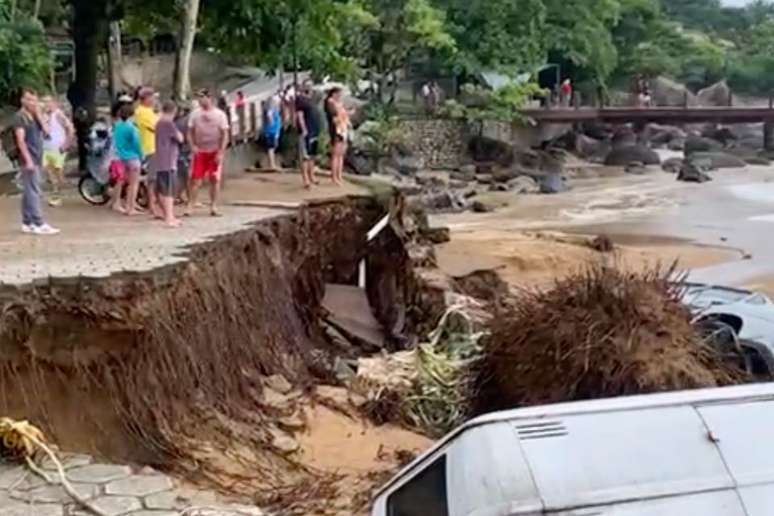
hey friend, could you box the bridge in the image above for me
[520,106,774,148]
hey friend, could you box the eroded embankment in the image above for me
[0,195,414,497]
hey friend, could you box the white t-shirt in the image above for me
[44,110,67,152]
[188,107,229,153]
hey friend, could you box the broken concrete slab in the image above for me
[322,284,386,351]
[105,474,174,497]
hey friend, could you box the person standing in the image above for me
[113,104,144,216]
[560,79,573,107]
[187,89,229,217]
[134,87,161,217]
[174,103,192,204]
[295,84,321,189]
[324,87,349,186]
[42,96,75,207]
[262,94,282,171]
[150,100,184,227]
[14,89,59,235]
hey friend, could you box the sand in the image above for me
[437,229,740,290]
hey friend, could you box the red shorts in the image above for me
[191,151,222,181]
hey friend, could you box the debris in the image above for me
[477,264,744,412]
[508,176,539,194]
[677,161,712,183]
[539,173,568,194]
[589,235,615,253]
[264,375,293,395]
[471,200,495,213]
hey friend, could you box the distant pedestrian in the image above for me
[262,94,282,171]
[217,90,231,134]
[150,100,184,227]
[14,88,60,235]
[174,103,192,204]
[113,104,144,216]
[560,79,573,107]
[325,87,349,186]
[421,82,433,114]
[296,84,322,189]
[42,96,75,207]
[235,91,246,109]
[135,87,162,218]
[187,89,230,217]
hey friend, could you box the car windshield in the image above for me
[684,286,750,305]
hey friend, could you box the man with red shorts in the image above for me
[186,89,229,217]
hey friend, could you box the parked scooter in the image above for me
[78,119,149,207]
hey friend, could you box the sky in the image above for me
[721,0,752,5]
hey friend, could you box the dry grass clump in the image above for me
[476,264,745,412]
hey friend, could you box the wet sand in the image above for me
[433,163,774,289]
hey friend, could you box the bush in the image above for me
[728,54,774,97]
[0,12,52,104]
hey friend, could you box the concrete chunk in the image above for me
[72,495,142,515]
[105,475,173,497]
[67,464,132,484]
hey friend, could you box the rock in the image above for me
[697,80,732,107]
[415,174,446,189]
[604,145,660,166]
[463,189,477,199]
[590,235,615,253]
[345,150,376,176]
[667,138,685,151]
[261,387,293,410]
[491,166,520,183]
[264,374,293,395]
[423,226,451,244]
[469,136,514,166]
[277,412,307,431]
[685,135,723,155]
[489,183,510,192]
[574,133,606,159]
[539,173,569,194]
[625,161,647,175]
[648,124,687,146]
[701,126,736,146]
[677,161,712,183]
[744,156,771,166]
[268,426,300,455]
[451,164,476,181]
[392,154,426,175]
[449,179,468,189]
[662,158,684,174]
[690,152,747,169]
[476,174,494,185]
[651,76,698,107]
[105,475,173,497]
[611,127,637,148]
[508,176,539,194]
[471,200,495,213]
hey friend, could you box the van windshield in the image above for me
[387,455,449,516]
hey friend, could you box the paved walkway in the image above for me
[0,453,262,515]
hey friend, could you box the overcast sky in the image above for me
[721,0,756,5]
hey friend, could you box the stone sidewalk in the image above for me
[0,454,263,515]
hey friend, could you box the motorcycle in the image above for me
[78,120,149,208]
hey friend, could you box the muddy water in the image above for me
[432,162,774,290]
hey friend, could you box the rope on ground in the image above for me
[0,417,109,516]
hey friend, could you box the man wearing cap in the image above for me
[135,87,161,216]
[187,89,229,217]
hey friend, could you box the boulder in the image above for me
[651,76,698,107]
[391,153,426,175]
[667,138,685,151]
[684,135,723,155]
[744,156,771,166]
[662,157,684,174]
[604,145,660,166]
[515,148,563,174]
[611,127,637,148]
[677,162,712,183]
[476,174,494,185]
[508,176,540,194]
[689,152,747,169]
[489,183,511,192]
[451,164,476,182]
[472,200,495,213]
[539,173,569,194]
[491,166,521,183]
[625,162,648,175]
[345,150,376,176]
[697,81,732,107]
[701,126,736,146]
[469,136,514,166]
[647,124,687,146]
[575,134,607,159]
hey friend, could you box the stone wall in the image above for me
[398,118,468,169]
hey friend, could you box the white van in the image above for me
[371,383,774,516]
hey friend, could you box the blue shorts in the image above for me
[263,132,280,150]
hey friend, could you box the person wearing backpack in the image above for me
[14,88,60,235]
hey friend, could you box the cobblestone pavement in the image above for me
[0,454,263,515]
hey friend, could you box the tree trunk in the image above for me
[33,0,42,19]
[106,21,122,99]
[71,0,110,171]
[173,0,201,101]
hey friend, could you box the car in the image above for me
[681,282,774,377]
[371,383,774,516]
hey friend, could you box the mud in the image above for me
[0,194,419,505]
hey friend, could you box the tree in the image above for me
[439,0,547,76]
[0,0,52,103]
[174,0,201,100]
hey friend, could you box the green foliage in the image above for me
[441,82,546,125]
[0,1,52,103]
[440,0,547,76]
[728,55,774,97]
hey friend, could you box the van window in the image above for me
[387,456,449,516]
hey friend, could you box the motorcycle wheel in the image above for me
[78,176,110,206]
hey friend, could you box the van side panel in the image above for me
[516,407,734,510]
[553,490,746,516]
[447,422,542,516]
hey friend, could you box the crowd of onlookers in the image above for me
[9,79,352,236]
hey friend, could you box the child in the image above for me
[151,100,184,227]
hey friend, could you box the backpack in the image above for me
[1,125,19,163]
